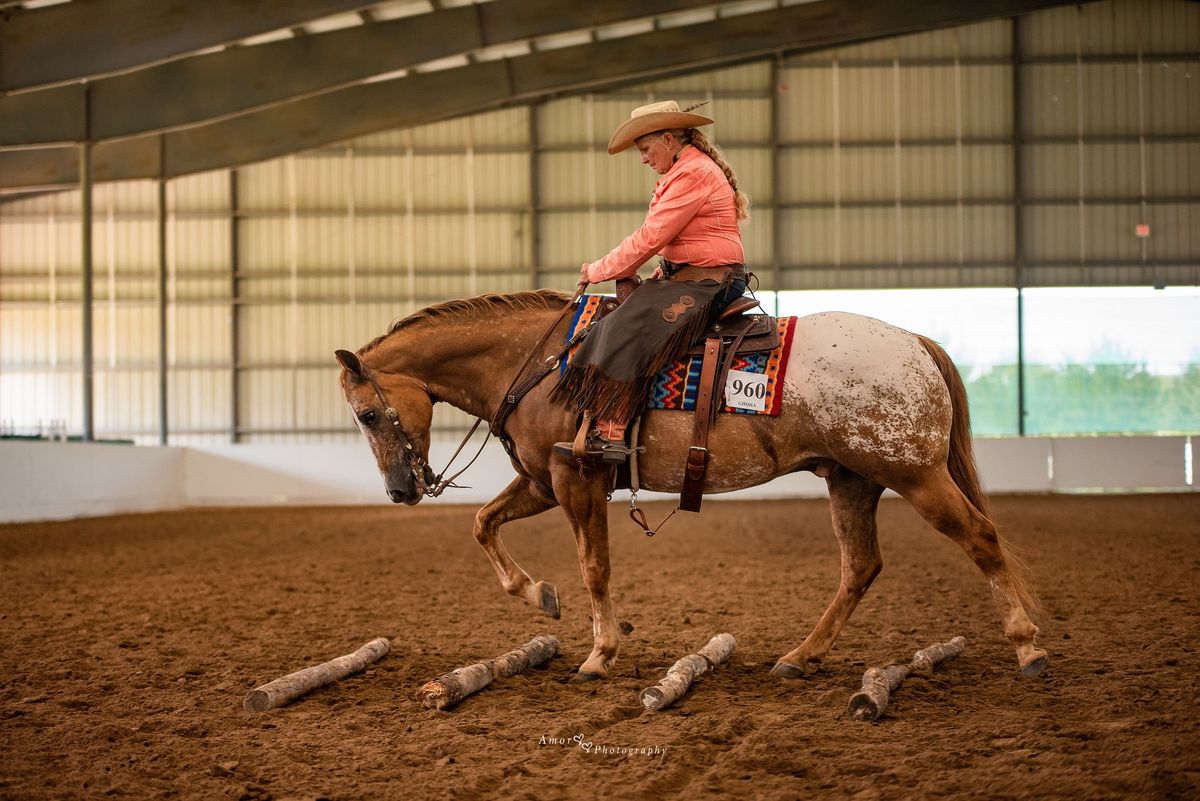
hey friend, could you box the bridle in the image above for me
[353,283,588,500]
[356,361,486,498]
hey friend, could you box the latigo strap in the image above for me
[679,321,753,512]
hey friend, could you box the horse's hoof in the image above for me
[770,660,813,679]
[1020,653,1048,678]
[569,671,605,683]
[534,581,560,619]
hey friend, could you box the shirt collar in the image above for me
[668,144,702,172]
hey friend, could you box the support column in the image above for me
[769,54,783,314]
[156,137,168,445]
[1012,16,1027,437]
[79,95,94,442]
[229,168,240,443]
[528,101,542,289]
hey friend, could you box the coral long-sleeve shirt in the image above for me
[584,145,745,284]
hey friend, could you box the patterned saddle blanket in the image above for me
[563,295,797,417]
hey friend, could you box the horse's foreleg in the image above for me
[552,467,619,681]
[904,469,1047,677]
[472,477,560,618]
[772,467,884,678]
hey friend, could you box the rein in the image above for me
[487,284,590,499]
[491,284,587,438]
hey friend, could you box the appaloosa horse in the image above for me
[335,289,1047,682]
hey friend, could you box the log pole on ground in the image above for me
[418,634,559,711]
[847,635,967,722]
[243,637,391,712]
[640,633,736,711]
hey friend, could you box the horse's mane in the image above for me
[360,289,571,353]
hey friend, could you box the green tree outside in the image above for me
[960,359,1200,437]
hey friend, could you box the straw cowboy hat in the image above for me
[607,100,715,155]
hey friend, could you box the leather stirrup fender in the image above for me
[571,410,592,460]
[679,335,721,512]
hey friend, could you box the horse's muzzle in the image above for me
[389,487,422,506]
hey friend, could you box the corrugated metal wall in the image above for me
[1018,1,1200,285]
[1,0,1197,443]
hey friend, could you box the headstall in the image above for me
[355,283,588,500]
[356,361,485,498]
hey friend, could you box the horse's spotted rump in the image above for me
[784,312,951,468]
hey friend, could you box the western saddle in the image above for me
[492,280,779,518]
[612,278,779,513]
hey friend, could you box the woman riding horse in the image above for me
[333,102,1049,684]
[551,100,752,464]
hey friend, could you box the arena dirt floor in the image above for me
[1,493,1197,801]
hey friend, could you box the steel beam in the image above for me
[1,62,507,186]
[507,0,1084,94]
[0,0,1093,189]
[0,9,480,145]
[0,86,87,146]
[0,0,716,146]
[0,0,375,92]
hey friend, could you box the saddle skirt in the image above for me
[563,295,798,417]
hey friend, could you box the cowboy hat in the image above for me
[607,100,714,155]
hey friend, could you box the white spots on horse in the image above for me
[783,312,950,467]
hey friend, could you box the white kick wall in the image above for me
[0,435,1193,523]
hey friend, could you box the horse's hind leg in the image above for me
[473,476,560,618]
[903,469,1047,677]
[772,467,884,678]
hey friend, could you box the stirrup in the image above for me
[552,434,641,464]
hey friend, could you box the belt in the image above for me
[661,259,747,284]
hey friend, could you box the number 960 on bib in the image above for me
[724,369,769,412]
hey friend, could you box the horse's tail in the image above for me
[916,336,988,518]
[917,335,1039,615]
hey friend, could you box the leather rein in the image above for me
[358,285,588,500]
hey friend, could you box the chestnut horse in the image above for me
[335,289,1047,682]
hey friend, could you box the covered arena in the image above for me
[1,1,1197,800]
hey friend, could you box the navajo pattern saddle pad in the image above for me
[563,295,798,417]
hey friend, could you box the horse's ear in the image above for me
[335,349,363,377]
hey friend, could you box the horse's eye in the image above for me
[358,410,378,426]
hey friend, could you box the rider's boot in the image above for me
[553,418,639,464]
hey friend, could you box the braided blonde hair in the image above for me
[667,127,751,222]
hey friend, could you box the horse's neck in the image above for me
[373,306,561,420]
